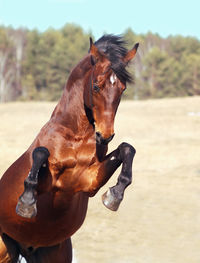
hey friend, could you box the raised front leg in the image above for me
[16,147,50,218]
[82,142,136,211]
[102,142,136,211]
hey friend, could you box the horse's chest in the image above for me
[76,141,96,167]
[52,141,96,191]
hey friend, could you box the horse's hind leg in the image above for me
[0,234,19,263]
[26,238,72,263]
[16,146,50,218]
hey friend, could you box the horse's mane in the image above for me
[94,34,133,84]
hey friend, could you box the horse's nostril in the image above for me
[96,132,115,145]
[96,132,101,138]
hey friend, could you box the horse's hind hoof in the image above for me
[102,188,122,211]
[16,198,37,219]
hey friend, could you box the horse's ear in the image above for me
[89,37,102,65]
[123,43,139,64]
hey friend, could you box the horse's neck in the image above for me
[50,56,92,134]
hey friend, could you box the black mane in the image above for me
[94,34,133,84]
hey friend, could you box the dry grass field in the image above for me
[0,96,200,263]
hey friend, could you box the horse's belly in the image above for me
[0,190,89,248]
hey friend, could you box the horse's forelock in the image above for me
[94,34,133,84]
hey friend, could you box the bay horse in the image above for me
[0,35,139,262]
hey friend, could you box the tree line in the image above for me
[0,24,200,102]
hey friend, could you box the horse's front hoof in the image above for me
[16,198,37,219]
[102,188,122,211]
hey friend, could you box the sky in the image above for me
[0,0,200,40]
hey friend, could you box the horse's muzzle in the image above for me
[96,132,115,145]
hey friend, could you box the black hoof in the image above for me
[102,188,122,211]
[16,197,37,219]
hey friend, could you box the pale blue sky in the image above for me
[0,0,200,40]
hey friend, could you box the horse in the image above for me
[0,34,139,263]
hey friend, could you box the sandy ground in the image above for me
[0,97,200,263]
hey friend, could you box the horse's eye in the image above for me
[93,85,100,93]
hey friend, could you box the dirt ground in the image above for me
[0,97,200,263]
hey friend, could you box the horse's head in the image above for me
[84,35,139,145]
